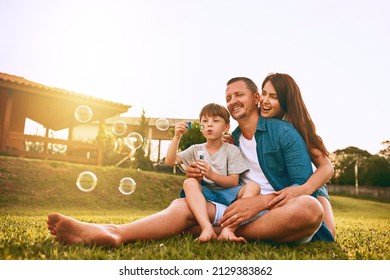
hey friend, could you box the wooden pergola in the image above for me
[0,72,130,165]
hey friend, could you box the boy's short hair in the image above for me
[199,103,230,124]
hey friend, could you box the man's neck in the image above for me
[237,113,259,140]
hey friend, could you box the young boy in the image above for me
[165,103,260,242]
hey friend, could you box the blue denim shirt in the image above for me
[232,117,316,194]
[232,117,334,242]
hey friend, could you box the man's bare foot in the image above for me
[47,213,122,247]
[195,226,218,242]
[217,227,246,242]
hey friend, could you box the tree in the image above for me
[98,127,121,166]
[378,139,390,162]
[133,109,153,170]
[333,146,372,158]
[360,155,390,186]
[331,144,390,187]
[95,122,131,166]
[332,146,371,185]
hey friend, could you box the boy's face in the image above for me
[200,115,230,140]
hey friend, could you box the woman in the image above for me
[259,73,336,238]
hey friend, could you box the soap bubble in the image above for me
[126,132,143,150]
[118,177,136,195]
[74,105,93,123]
[112,120,128,136]
[76,171,97,192]
[156,118,170,131]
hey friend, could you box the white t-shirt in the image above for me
[239,134,275,194]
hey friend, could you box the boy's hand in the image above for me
[174,121,189,137]
[196,159,213,179]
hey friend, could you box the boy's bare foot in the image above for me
[47,213,122,247]
[217,227,246,242]
[195,225,218,242]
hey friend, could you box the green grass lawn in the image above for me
[0,156,389,260]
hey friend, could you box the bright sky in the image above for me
[1,0,389,155]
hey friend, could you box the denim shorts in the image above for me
[180,183,243,206]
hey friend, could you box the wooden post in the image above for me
[97,118,105,166]
[355,159,359,196]
[0,92,13,151]
[157,139,161,162]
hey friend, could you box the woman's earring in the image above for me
[257,102,261,108]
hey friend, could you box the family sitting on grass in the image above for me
[47,73,336,245]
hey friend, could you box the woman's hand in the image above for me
[267,186,306,207]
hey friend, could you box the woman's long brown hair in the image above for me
[262,73,330,157]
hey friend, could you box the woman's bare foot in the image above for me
[195,225,218,242]
[47,213,122,247]
[217,227,246,242]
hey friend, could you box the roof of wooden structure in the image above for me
[0,72,131,131]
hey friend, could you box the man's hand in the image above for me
[219,196,264,228]
[185,162,203,181]
[222,133,235,144]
